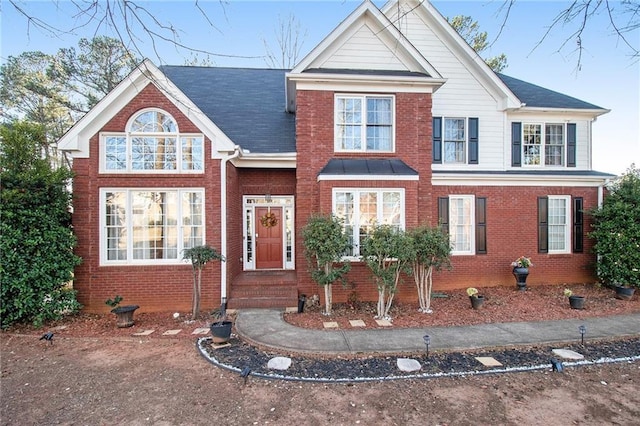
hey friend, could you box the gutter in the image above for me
[220,145,242,302]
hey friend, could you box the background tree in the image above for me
[589,164,640,288]
[448,15,508,73]
[262,13,307,69]
[183,245,225,319]
[0,121,82,329]
[302,214,351,315]
[361,225,412,319]
[407,225,452,314]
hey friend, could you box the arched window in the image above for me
[102,108,204,172]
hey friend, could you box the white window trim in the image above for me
[334,94,395,153]
[332,188,405,260]
[548,195,571,254]
[99,187,206,266]
[99,108,205,174]
[449,194,475,256]
[522,122,566,168]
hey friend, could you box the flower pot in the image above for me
[513,267,529,291]
[569,295,585,310]
[210,320,233,344]
[470,295,484,310]
[614,285,636,300]
[110,305,139,328]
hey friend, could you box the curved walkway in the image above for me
[235,309,640,354]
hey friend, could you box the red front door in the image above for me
[255,206,283,269]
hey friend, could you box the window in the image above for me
[102,109,204,173]
[438,195,487,255]
[521,123,565,166]
[335,95,393,152]
[101,188,204,264]
[333,189,404,257]
[538,195,571,254]
[444,118,466,163]
[432,117,479,164]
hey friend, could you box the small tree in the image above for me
[183,245,225,319]
[302,214,351,315]
[361,225,412,319]
[589,164,640,288]
[407,225,452,313]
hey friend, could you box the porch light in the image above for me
[265,193,272,203]
[423,334,431,357]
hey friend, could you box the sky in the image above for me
[1,0,638,175]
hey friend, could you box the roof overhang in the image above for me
[432,171,615,187]
[507,106,611,119]
[231,152,297,169]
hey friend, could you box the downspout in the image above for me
[220,145,242,302]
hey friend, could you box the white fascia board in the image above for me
[289,72,445,93]
[58,59,235,158]
[318,174,419,182]
[231,152,297,169]
[508,107,611,119]
[432,173,612,187]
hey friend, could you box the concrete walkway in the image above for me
[235,309,640,354]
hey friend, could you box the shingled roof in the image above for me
[159,66,605,154]
[160,66,296,154]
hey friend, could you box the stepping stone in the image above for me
[475,357,503,367]
[191,327,209,335]
[349,319,366,327]
[267,356,292,371]
[162,329,182,336]
[552,349,584,360]
[397,358,421,372]
[209,342,231,350]
[375,319,392,327]
[323,321,339,329]
[132,330,155,336]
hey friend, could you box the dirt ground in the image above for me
[2,283,639,425]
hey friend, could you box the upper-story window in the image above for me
[523,123,565,166]
[102,109,204,173]
[335,95,394,152]
[444,118,466,163]
[432,117,479,165]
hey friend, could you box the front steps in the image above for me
[228,271,298,309]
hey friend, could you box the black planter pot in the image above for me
[614,286,636,300]
[110,305,139,328]
[470,295,484,310]
[513,267,529,291]
[210,320,233,344]
[298,294,307,313]
[569,295,585,310]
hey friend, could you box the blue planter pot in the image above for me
[513,267,529,291]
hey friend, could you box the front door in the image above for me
[255,206,283,269]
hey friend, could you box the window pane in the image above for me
[367,98,392,124]
[444,118,466,163]
[545,124,564,166]
[182,191,204,249]
[181,136,204,170]
[105,192,127,260]
[366,125,391,151]
[523,124,542,165]
[335,192,355,256]
[548,198,567,251]
[131,110,177,133]
[131,137,177,170]
[450,197,472,252]
[105,136,127,170]
[382,192,401,227]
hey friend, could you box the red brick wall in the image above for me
[71,83,223,313]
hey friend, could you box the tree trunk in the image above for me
[324,283,332,315]
[192,268,201,318]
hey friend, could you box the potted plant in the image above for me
[105,295,139,328]
[564,289,585,310]
[589,165,640,300]
[467,287,484,309]
[511,256,533,291]
[209,299,232,344]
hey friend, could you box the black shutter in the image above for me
[475,197,487,254]
[469,117,479,164]
[433,116,442,164]
[438,197,449,234]
[511,122,522,167]
[567,123,577,167]
[538,197,548,253]
[573,197,584,253]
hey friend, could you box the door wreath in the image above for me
[260,211,278,228]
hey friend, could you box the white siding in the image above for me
[314,23,409,71]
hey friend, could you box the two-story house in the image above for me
[58,0,613,313]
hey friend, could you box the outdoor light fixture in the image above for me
[423,334,431,357]
[578,325,586,345]
[265,193,272,203]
